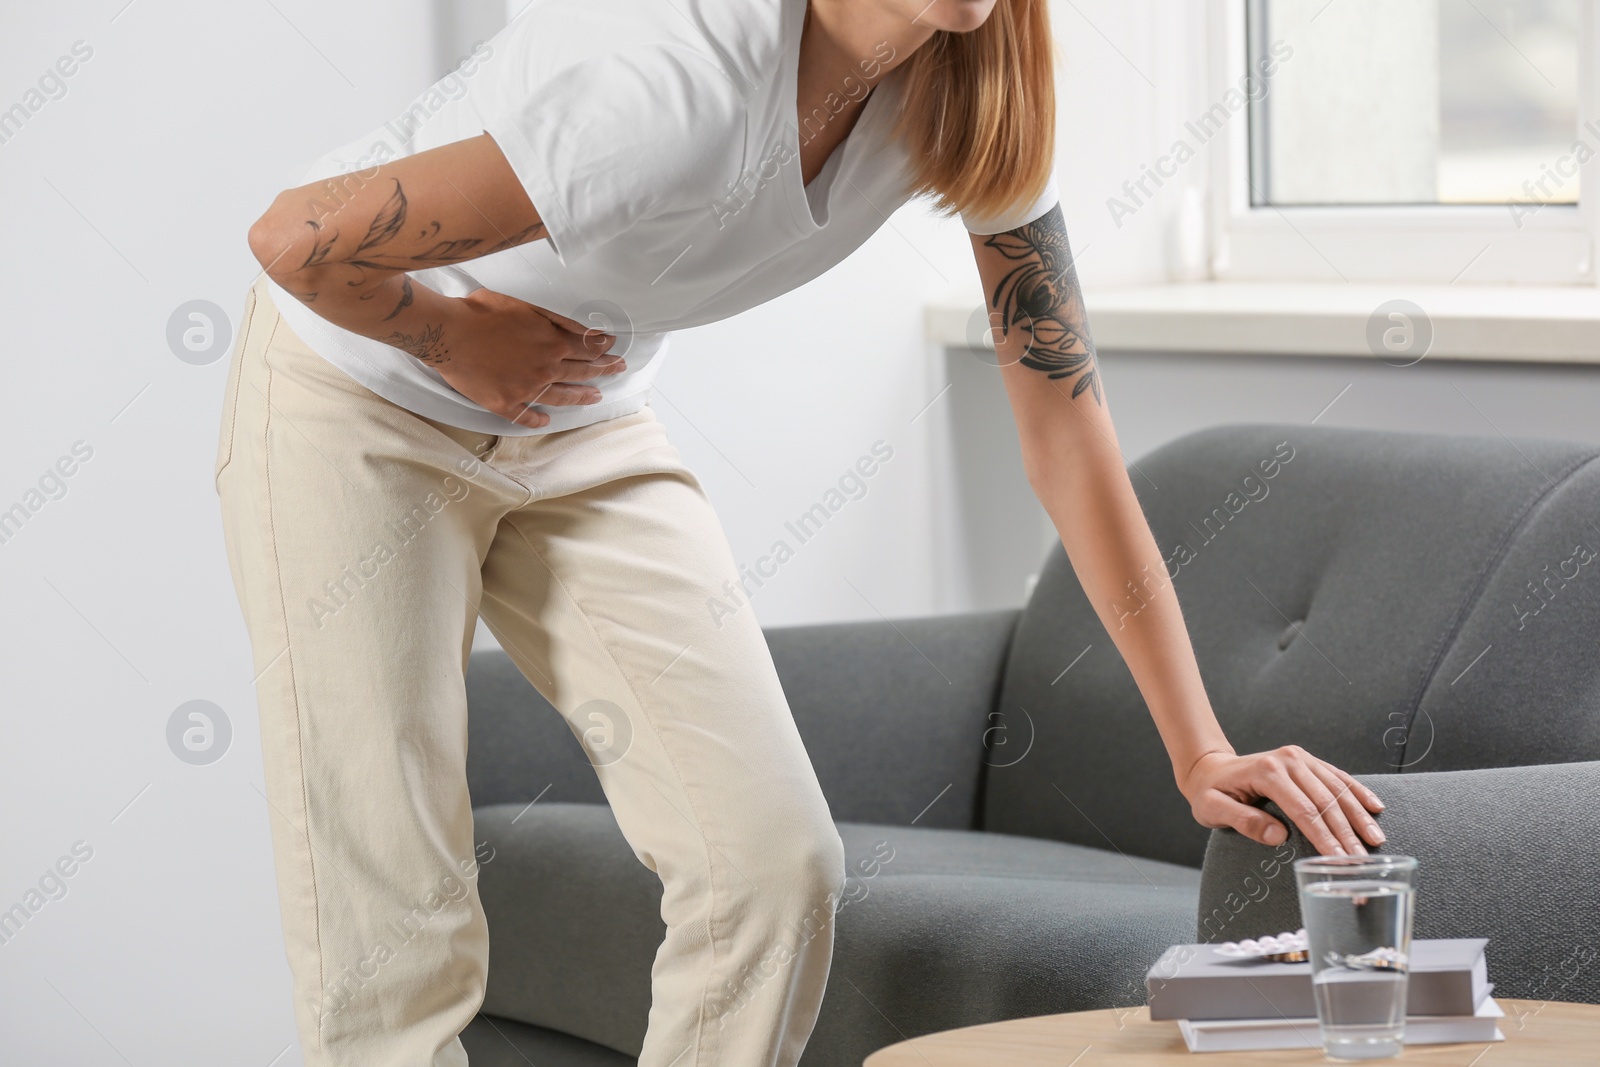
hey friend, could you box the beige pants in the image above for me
[215,275,846,1066]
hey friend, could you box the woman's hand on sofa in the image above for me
[1178,746,1387,856]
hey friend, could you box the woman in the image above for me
[222,0,1387,1063]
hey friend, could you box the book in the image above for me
[1175,994,1505,1053]
[1146,937,1489,1021]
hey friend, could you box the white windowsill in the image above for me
[925,282,1600,364]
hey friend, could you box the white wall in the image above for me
[2,3,466,1064]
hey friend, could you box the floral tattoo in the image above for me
[982,205,1102,404]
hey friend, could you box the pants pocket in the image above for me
[213,281,261,491]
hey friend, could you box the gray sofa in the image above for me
[457,423,1600,1066]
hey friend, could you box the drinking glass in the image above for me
[1293,853,1418,1061]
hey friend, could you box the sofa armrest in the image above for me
[1195,760,1600,1004]
[764,609,1019,830]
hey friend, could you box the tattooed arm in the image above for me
[246,132,622,427]
[972,206,1384,857]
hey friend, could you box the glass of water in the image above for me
[1293,853,1418,1061]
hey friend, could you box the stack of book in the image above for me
[1144,936,1500,1053]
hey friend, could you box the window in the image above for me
[1207,0,1599,285]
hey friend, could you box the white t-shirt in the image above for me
[264,0,1059,435]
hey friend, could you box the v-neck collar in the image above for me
[778,0,894,235]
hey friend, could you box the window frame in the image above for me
[1203,0,1600,286]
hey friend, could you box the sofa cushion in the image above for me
[1404,454,1600,770]
[986,424,1600,869]
[460,1012,634,1066]
[809,828,1200,1066]
[473,803,659,1056]
[472,802,1200,1062]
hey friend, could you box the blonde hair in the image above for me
[888,0,1058,224]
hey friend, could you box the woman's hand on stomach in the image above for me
[431,287,627,428]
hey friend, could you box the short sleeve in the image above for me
[479,47,740,265]
[959,166,1060,234]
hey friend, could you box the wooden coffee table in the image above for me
[862,999,1600,1065]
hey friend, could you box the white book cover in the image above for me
[1176,994,1505,1053]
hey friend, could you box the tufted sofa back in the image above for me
[981,423,1600,869]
